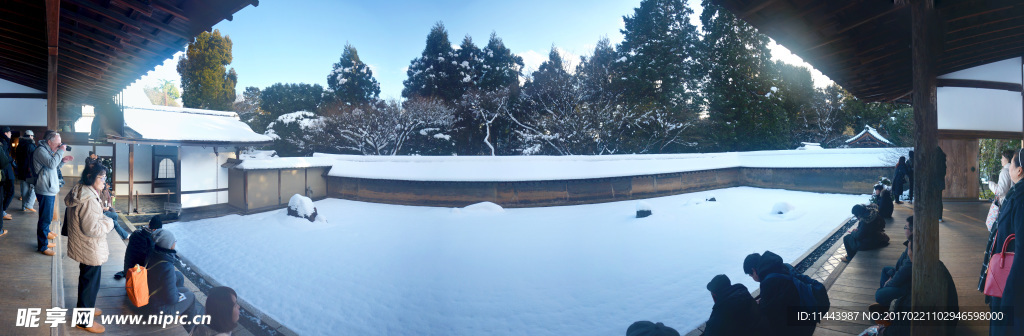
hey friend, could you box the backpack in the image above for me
[765,272,831,323]
[126,264,151,307]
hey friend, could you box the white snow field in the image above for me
[165,187,868,335]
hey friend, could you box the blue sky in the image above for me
[122,0,830,103]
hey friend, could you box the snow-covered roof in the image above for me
[113,105,273,145]
[845,125,893,145]
[233,156,337,170]
[303,148,909,182]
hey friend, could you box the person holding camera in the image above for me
[33,130,72,256]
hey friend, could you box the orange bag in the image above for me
[126,265,150,307]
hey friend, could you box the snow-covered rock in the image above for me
[771,202,794,215]
[287,194,323,223]
[636,201,652,218]
[760,201,806,221]
[452,202,505,215]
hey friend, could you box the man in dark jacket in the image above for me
[841,204,889,262]
[744,251,814,336]
[15,130,36,212]
[0,126,15,220]
[115,216,162,280]
[701,274,764,336]
[144,229,195,317]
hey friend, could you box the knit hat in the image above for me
[706,274,731,295]
[0,126,10,133]
[852,204,869,218]
[149,216,163,230]
[743,253,761,274]
[626,321,680,336]
[153,229,176,250]
[23,130,33,136]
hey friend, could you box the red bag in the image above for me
[984,234,1015,298]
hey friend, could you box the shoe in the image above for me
[841,256,850,263]
[113,271,124,280]
[0,229,7,238]
[47,242,55,248]
[25,208,36,213]
[76,323,105,333]
[47,232,56,239]
[3,214,11,220]
[41,249,55,256]
[894,201,903,204]
[94,308,103,316]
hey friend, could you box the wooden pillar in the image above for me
[128,144,134,213]
[45,0,59,130]
[909,0,945,334]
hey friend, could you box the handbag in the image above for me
[984,233,1015,298]
[125,264,150,307]
[986,201,1000,232]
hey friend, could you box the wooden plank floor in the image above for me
[814,202,991,336]
[0,187,56,336]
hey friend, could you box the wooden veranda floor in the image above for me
[813,201,991,336]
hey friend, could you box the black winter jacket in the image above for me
[702,283,764,336]
[145,246,182,312]
[124,228,155,273]
[988,180,1024,335]
[14,137,35,180]
[755,251,814,336]
[873,190,894,219]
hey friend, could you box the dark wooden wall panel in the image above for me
[938,139,979,200]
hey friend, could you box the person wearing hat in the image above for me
[626,321,680,336]
[115,216,163,280]
[0,126,14,220]
[701,274,764,336]
[15,129,37,212]
[144,229,196,319]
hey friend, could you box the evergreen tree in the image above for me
[478,32,524,91]
[615,0,700,112]
[700,0,786,151]
[529,47,571,90]
[455,36,483,91]
[177,30,237,110]
[233,86,263,128]
[253,83,324,133]
[327,44,380,106]
[773,61,815,147]
[144,79,181,107]
[575,38,618,102]
[402,22,463,102]
[450,36,485,155]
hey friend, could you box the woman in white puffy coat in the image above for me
[65,165,114,333]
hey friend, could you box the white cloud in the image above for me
[518,50,546,75]
[768,40,834,88]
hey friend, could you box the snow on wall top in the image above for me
[233,156,338,170]
[123,105,273,143]
[301,148,909,182]
[845,125,893,145]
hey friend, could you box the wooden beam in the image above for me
[60,7,135,41]
[938,129,1023,140]
[0,93,48,99]
[909,1,944,335]
[69,0,142,31]
[129,144,134,213]
[936,78,1023,92]
[150,0,190,22]
[46,0,60,131]
[111,0,154,17]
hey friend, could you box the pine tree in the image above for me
[455,36,483,91]
[177,30,237,110]
[576,38,618,102]
[402,22,463,103]
[253,83,325,133]
[773,61,815,147]
[327,44,380,106]
[529,47,571,90]
[615,0,700,112]
[700,0,786,151]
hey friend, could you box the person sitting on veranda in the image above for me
[114,216,162,280]
[143,230,196,319]
[701,274,764,336]
[626,321,680,336]
[841,204,889,262]
[874,217,913,307]
[872,184,894,219]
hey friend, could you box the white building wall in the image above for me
[113,143,154,196]
[180,146,235,208]
[0,78,46,127]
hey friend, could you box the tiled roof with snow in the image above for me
[845,125,893,145]
[119,105,273,144]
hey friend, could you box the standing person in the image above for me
[34,130,72,256]
[65,165,114,333]
[841,204,889,262]
[0,126,15,220]
[989,150,1015,207]
[15,130,37,212]
[701,274,764,336]
[906,150,914,203]
[987,148,1024,335]
[189,286,241,336]
[892,156,908,204]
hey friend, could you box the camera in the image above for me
[62,144,71,151]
